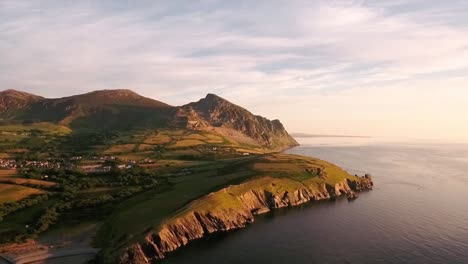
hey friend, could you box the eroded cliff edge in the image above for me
[119,175,373,264]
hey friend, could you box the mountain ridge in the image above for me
[0,89,297,149]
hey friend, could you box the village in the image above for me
[0,155,156,173]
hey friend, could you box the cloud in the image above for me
[1,0,468,141]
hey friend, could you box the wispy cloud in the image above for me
[1,0,468,141]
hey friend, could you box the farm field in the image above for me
[0,170,16,178]
[0,184,43,203]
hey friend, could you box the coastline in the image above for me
[119,173,373,263]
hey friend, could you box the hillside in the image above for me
[0,90,43,121]
[20,90,173,131]
[177,93,298,149]
[0,89,297,149]
[0,89,374,264]
[102,154,373,263]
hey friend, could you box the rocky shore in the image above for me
[119,175,373,264]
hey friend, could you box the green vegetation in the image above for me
[0,165,170,244]
[93,153,362,262]
[0,90,312,263]
[0,184,44,203]
[0,122,71,135]
[0,126,321,263]
[0,123,355,262]
[167,153,360,220]
[95,156,258,261]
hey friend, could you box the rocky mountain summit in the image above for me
[177,93,298,148]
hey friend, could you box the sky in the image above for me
[1,0,468,142]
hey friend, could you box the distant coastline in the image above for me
[291,133,371,138]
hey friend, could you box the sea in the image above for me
[163,137,468,264]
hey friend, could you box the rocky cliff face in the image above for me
[119,176,373,264]
[178,94,298,148]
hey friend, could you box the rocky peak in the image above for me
[192,94,233,111]
[205,93,224,101]
[181,94,298,148]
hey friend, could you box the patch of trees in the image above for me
[59,131,121,152]
[0,194,49,222]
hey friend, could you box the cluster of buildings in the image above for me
[0,159,67,169]
[0,159,17,169]
[79,162,138,173]
[71,155,117,161]
[23,160,63,169]
[0,155,156,173]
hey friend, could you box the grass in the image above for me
[5,149,29,154]
[0,178,56,187]
[182,133,207,140]
[159,153,361,236]
[0,184,44,203]
[95,157,258,261]
[94,151,357,262]
[172,176,304,216]
[143,134,173,145]
[117,152,154,161]
[162,149,201,158]
[168,139,205,148]
[137,144,155,151]
[0,125,360,262]
[103,144,136,154]
[255,154,359,184]
[0,153,11,159]
[0,169,17,178]
[0,199,56,233]
[0,122,72,135]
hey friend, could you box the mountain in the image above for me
[177,93,298,148]
[0,89,43,120]
[0,89,174,130]
[0,89,297,149]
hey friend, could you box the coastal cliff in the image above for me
[119,175,373,263]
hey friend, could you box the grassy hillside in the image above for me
[0,89,314,263]
[95,153,361,262]
[0,89,298,150]
[0,122,71,135]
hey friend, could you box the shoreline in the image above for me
[119,174,373,263]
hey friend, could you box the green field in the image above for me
[0,169,17,178]
[0,122,72,135]
[0,184,44,203]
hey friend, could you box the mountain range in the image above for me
[0,89,298,149]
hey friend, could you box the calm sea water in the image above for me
[163,138,468,264]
